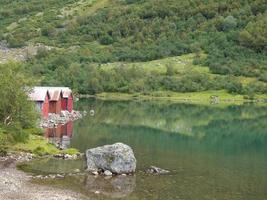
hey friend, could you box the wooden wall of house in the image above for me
[42,95,49,118]
[49,99,61,114]
[61,98,68,110]
[67,94,73,112]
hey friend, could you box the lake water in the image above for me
[23,99,267,199]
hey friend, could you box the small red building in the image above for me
[28,88,50,118]
[61,88,73,112]
[28,86,73,116]
[48,89,63,114]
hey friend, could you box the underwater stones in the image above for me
[146,166,170,175]
[86,143,136,174]
[53,153,80,160]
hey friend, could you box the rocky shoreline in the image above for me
[0,143,171,199]
[0,153,87,200]
[40,110,87,128]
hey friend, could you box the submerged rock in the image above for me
[86,143,136,174]
[146,166,170,175]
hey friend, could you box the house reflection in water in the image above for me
[44,121,73,149]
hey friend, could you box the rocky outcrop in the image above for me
[86,143,136,174]
[0,41,53,64]
[40,110,87,128]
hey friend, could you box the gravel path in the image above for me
[0,157,88,200]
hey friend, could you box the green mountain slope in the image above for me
[0,0,266,98]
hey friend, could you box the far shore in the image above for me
[77,90,267,105]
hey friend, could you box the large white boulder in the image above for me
[86,143,136,174]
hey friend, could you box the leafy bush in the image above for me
[6,35,25,48]
[0,147,7,157]
[239,17,267,53]
[226,80,243,94]
[33,146,46,156]
[99,34,114,45]
[259,72,267,83]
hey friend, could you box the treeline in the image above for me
[25,52,267,97]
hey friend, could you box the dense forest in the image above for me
[0,0,266,96]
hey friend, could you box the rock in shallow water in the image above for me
[86,143,136,174]
[146,166,170,175]
[104,170,113,176]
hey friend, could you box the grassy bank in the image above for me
[1,133,79,157]
[95,90,267,105]
[12,134,79,156]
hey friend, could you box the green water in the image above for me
[25,99,267,199]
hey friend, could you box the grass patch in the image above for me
[12,134,59,155]
[10,134,80,156]
[62,148,80,155]
[99,53,209,74]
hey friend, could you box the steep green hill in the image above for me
[0,0,266,98]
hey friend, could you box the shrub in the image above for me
[259,72,267,83]
[166,63,176,76]
[36,47,49,59]
[41,25,56,37]
[0,147,7,157]
[33,146,46,156]
[99,34,114,45]
[6,35,25,48]
[226,80,243,94]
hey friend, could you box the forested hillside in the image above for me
[0,0,266,96]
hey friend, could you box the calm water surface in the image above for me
[24,99,267,199]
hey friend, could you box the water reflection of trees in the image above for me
[71,100,267,155]
[77,100,267,135]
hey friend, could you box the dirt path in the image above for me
[0,157,88,200]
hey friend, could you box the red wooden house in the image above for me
[61,88,73,112]
[28,86,73,116]
[48,89,63,114]
[28,87,50,118]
